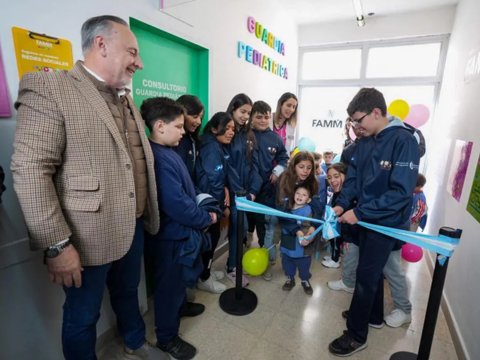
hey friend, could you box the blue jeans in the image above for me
[264,215,278,262]
[62,219,145,360]
[149,239,186,344]
[281,254,312,281]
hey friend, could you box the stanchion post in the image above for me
[390,227,462,360]
[219,192,258,315]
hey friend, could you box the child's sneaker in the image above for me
[301,280,313,295]
[211,270,225,281]
[262,270,273,281]
[329,330,367,356]
[226,268,249,287]
[385,309,411,328]
[321,258,340,268]
[197,276,226,294]
[282,277,296,291]
[327,279,354,293]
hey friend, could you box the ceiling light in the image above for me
[352,0,366,27]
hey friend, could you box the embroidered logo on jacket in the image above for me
[379,160,392,170]
[268,147,277,155]
[214,164,223,172]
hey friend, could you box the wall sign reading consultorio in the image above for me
[237,16,288,79]
[135,78,187,99]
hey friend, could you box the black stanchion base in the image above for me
[390,351,417,360]
[219,288,258,316]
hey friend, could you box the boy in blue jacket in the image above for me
[247,101,289,263]
[328,88,419,356]
[141,97,217,360]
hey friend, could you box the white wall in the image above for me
[0,1,298,358]
[425,0,480,358]
[298,5,456,46]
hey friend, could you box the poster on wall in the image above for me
[466,155,480,223]
[0,43,12,118]
[12,26,73,79]
[446,140,473,202]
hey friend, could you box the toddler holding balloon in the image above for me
[277,151,321,294]
[278,185,316,295]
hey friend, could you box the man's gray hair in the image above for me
[81,15,128,55]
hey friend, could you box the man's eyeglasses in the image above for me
[351,111,371,126]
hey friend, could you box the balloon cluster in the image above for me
[387,99,430,128]
[291,137,316,157]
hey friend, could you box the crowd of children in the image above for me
[141,88,428,359]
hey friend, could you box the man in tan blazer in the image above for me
[11,15,167,360]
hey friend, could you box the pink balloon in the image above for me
[401,243,423,263]
[404,104,430,128]
[348,125,357,141]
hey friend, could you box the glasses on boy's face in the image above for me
[351,111,371,126]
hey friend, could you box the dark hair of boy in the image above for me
[416,173,427,188]
[227,93,255,161]
[203,112,233,136]
[327,162,348,176]
[140,97,185,132]
[251,100,271,117]
[347,88,387,117]
[273,92,298,127]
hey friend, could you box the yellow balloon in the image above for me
[242,248,269,276]
[388,99,410,120]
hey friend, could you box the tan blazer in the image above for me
[11,61,159,266]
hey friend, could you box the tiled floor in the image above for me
[99,247,458,360]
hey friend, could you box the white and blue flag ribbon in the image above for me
[235,197,458,263]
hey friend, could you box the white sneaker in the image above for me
[211,270,225,281]
[327,279,354,293]
[226,269,249,287]
[197,276,226,294]
[263,271,273,281]
[385,309,411,328]
[123,341,169,360]
[321,259,340,268]
[323,255,332,261]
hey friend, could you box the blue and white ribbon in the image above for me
[235,197,458,261]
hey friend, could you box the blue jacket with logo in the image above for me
[335,122,419,228]
[227,127,263,197]
[253,128,289,207]
[175,134,198,182]
[196,133,241,209]
[148,141,212,241]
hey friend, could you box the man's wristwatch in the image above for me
[44,241,71,259]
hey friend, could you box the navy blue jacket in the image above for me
[253,128,289,206]
[227,128,262,197]
[149,141,212,240]
[335,123,419,228]
[196,134,242,208]
[175,134,198,181]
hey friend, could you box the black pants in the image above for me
[329,236,343,262]
[346,228,397,343]
[200,222,221,280]
[247,212,266,247]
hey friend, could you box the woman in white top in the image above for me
[270,92,298,153]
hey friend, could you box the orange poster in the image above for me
[12,26,73,78]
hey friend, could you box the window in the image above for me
[302,49,361,80]
[366,43,441,78]
[297,35,448,171]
